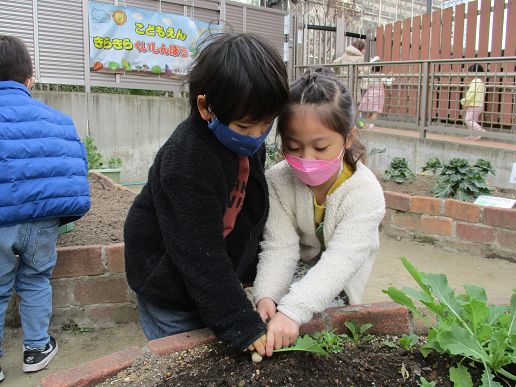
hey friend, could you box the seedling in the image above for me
[416,377,436,387]
[382,333,419,350]
[383,257,516,386]
[383,157,417,183]
[273,334,329,356]
[341,320,374,344]
[313,329,346,353]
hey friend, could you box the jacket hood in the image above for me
[345,45,363,56]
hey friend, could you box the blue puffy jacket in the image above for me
[0,81,91,228]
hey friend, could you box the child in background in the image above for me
[253,67,385,356]
[358,56,394,131]
[0,35,90,380]
[123,33,289,356]
[461,64,486,141]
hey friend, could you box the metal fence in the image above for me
[296,57,516,142]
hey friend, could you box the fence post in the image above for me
[419,61,429,138]
[335,18,346,60]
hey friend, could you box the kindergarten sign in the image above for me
[88,2,220,75]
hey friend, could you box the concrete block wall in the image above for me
[382,192,516,262]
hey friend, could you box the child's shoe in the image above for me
[23,336,58,372]
[368,124,377,132]
[0,365,4,382]
[465,135,481,141]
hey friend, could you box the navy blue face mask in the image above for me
[207,119,273,157]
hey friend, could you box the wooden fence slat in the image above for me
[421,13,431,60]
[477,0,491,58]
[450,3,466,120]
[438,7,453,120]
[501,0,516,125]
[392,21,402,74]
[383,24,393,61]
[376,26,384,59]
[430,10,442,61]
[430,10,441,119]
[465,0,478,59]
[410,16,421,117]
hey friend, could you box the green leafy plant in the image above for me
[273,334,329,357]
[265,142,280,171]
[383,257,516,386]
[369,147,387,157]
[422,157,443,175]
[107,157,122,169]
[416,377,436,387]
[431,158,494,201]
[382,333,419,350]
[474,159,496,178]
[313,329,347,353]
[83,136,104,170]
[383,157,417,183]
[83,136,122,171]
[341,320,374,344]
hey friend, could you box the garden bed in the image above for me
[94,336,508,387]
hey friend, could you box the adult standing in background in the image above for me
[333,39,369,106]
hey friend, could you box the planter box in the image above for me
[58,222,74,235]
[89,168,122,183]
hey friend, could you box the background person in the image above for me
[0,34,90,380]
[358,57,394,131]
[461,63,486,141]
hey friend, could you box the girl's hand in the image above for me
[247,334,266,356]
[257,298,277,323]
[265,312,299,357]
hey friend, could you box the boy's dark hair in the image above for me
[372,65,383,73]
[0,35,33,84]
[468,63,484,73]
[188,32,289,124]
[277,66,365,171]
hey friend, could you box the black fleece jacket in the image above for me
[124,114,268,351]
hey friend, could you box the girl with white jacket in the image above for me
[253,67,385,357]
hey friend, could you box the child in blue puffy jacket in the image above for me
[0,35,91,381]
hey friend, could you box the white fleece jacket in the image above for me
[253,161,385,325]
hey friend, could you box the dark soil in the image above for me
[96,336,515,387]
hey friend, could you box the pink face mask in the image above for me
[283,148,344,186]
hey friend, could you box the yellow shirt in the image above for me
[312,162,354,246]
[461,78,485,108]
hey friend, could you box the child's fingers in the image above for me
[259,310,269,323]
[265,331,275,357]
[247,343,255,352]
[253,335,266,357]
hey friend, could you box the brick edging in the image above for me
[42,298,509,387]
[382,191,516,261]
[88,171,132,192]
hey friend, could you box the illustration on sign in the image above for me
[88,2,221,76]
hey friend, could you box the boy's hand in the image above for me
[257,298,276,323]
[264,312,299,357]
[247,334,266,356]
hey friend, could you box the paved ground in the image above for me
[1,233,514,387]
